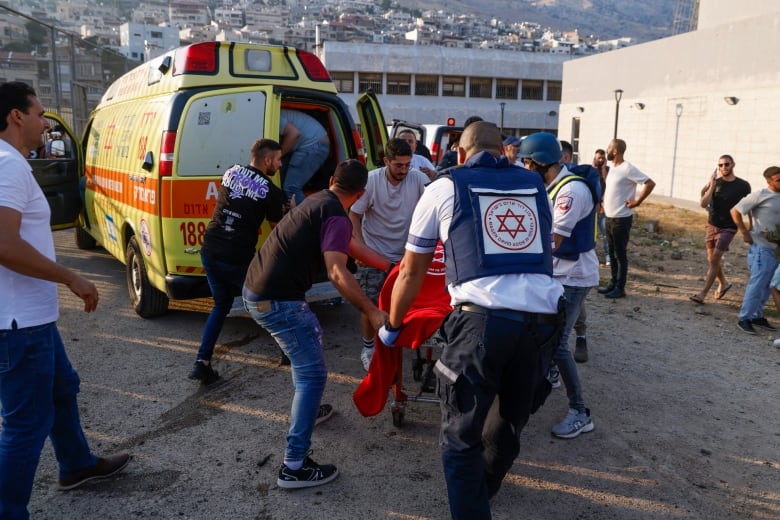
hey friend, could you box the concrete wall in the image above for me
[697,0,780,29]
[557,9,780,203]
[320,41,567,131]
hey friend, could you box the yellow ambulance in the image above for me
[37,42,389,317]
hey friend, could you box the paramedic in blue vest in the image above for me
[519,132,597,440]
[380,121,564,520]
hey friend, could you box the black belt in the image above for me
[455,303,559,325]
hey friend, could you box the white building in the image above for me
[557,0,780,203]
[319,41,569,135]
[119,22,181,62]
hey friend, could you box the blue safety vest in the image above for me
[547,174,597,261]
[444,151,553,285]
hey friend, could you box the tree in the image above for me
[25,21,47,47]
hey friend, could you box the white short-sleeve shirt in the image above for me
[406,176,564,314]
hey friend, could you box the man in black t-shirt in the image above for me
[188,139,287,384]
[691,154,751,303]
[242,160,388,490]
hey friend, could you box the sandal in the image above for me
[715,282,733,300]
[689,294,704,304]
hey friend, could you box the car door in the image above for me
[27,113,82,229]
[355,91,388,171]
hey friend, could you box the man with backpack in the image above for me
[519,132,597,439]
[559,140,601,363]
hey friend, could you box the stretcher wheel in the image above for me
[392,408,405,427]
[391,401,406,428]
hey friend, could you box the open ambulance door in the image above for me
[27,112,83,230]
[356,91,388,171]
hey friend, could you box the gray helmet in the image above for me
[518,132,562,166]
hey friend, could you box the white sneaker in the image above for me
[360,347,374,371]
[773,338,780,348]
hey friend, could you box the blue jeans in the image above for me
[0,322,96,519]
[598,213,609,260]
[738,244,778,321]
[436,307,558,520]
[606,216,633,290]
[553,285,590,412]
[197,253,250,362]
[243,299,326,463]
[284,141,330,205]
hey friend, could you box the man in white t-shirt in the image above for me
[0,81,130,517]
[349,138,429,370]
[598,138,656,298]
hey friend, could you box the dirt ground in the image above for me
[26,199,780,519]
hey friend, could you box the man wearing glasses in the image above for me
[690,155,750,305]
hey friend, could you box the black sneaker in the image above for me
[315,404,334,426]
[597,284,615,294]
[277,455,339,489]
[188,361,220,385]
[737,320,757,335]
[751,317,777,330]
[574,337,588,363]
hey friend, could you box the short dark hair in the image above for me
[763,166,780,179]
[463,115,484,128]
[385,138,413,160]
[594,148,606,155]
[719,154,734,164]
[332,159,368,194]
[559,140,573,156]
[0,81,36,132]
[251,138,282,162]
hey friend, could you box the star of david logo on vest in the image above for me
[483,198,538,251]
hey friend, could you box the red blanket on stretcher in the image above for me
[352,246,451,417]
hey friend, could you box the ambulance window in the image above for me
[245,50,272,72]
[177,91,266,177]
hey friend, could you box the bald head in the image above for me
[459,121,502,163]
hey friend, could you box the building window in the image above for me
[547,80,562,101]
[469,77,491,98]
[358,72,382,94]
[331,71,354,93]
[150,31,163,39]
[521,79,544,100]
[442,76,465,97]
[415,74,438,96]
[386,73,411,95]
[496,79,518,100]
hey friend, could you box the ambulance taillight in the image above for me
[352,128,367,165]
[159,131,176,177]
[174,42,219,75]
[297,49,331,82]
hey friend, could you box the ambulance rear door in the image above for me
[160,86,276,293]
[355,91,388,171]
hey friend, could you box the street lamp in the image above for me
[613,89,623,139]
[499,102,506,133]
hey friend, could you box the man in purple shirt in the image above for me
[242,159,387,489]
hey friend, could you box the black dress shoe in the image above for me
[597,284,615,294]
[604,288,626,299]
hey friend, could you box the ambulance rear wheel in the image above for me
[126,236,169,318]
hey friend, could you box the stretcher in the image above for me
[353,244,452,426]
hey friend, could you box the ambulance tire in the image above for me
[75,225,97,250]
[126,236,169,318]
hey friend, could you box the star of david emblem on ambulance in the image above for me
[483,198,538,251]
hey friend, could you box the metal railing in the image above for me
[1,5,135,136]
